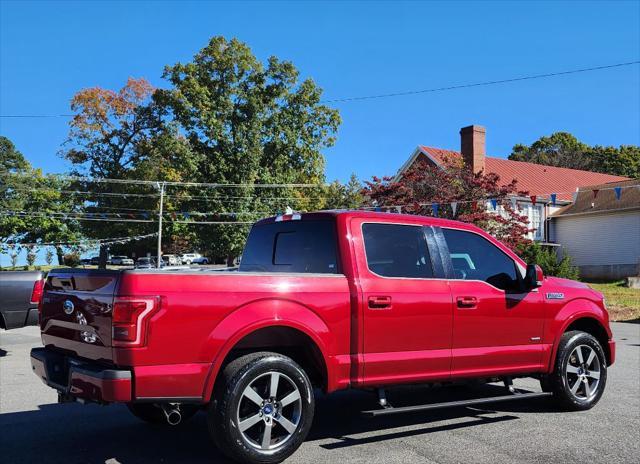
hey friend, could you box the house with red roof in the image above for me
[394,125,629,242]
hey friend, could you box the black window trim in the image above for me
[360,221,444,280]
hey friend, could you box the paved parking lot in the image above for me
[1,323,638,464]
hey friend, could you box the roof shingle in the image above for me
[419,146,629,201]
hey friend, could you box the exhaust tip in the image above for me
[166,410,182,426]
[161,405,182,426]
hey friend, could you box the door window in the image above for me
[362,223,433,278]
[442,228,520,290]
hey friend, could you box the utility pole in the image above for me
[156,181,165,269]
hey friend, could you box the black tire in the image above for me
[208,352,315,464]
[543,330,607,411]
[127,403,199,425]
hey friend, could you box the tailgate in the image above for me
[40,269,120,362]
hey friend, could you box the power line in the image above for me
[321,60,640,103]
[0,171,327,188]
[3,60,635,119]
[8,184,332,201]
[3,233,158,248]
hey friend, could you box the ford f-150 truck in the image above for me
[30,211,615,463]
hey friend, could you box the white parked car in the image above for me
[181,253,202,265]
[109,256,134,266]
[162,254,181,266]
[191,256,210,265]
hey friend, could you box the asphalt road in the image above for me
[1,323,638,464]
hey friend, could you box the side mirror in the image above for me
[524,264,544,290]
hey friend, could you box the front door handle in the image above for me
[456,296,478,309]
[368,296,392,310]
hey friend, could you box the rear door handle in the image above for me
[368,296,392,310]
[456,296,478,309]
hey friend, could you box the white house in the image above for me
[549,179,640,280]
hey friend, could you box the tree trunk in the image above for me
[226,255,236,267]
[99,245,109,269]
[56,246,64,265]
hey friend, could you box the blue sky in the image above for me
[1,0,639,186]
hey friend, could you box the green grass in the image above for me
[587,280,640,322]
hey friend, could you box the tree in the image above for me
[45,249,54,266]
[1,136,84,263]
[61,78,194,266]
[588,144,640,178]
[518,241,579,280]
[509,132,640,178]
[362,158,532,250]
[156,36,341,263]
[323,174,364,210]
[26,246,37,268]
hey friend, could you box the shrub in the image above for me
[63,252,81,267]
[518,242,580,280]
[26,251,37,268]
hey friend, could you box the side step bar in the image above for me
[362,392,553,417]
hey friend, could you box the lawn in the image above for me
[587,280,640,322]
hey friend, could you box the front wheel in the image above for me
[543,330,607,411]
[208,352,315,464]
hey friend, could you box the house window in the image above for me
[526,204,544,241]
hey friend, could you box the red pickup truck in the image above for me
[31,211,614,463]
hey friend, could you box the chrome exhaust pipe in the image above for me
[161,404,182,426]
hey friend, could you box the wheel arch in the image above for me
[549,301,612,370]
[201,300,335,401]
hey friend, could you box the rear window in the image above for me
[239,219,340,274]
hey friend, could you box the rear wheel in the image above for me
[543,330,607,411]
[127,403,199,425]
[208,352,314,464]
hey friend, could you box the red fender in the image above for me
[543,298,611,372]
[200,298,344,400]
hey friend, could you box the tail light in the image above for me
[30,279,44,305]
[112,296,160,346]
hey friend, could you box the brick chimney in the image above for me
[460,125,486,173]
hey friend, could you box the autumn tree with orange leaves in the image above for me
[61,78,197,266]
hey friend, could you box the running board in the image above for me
[362,392,552,417]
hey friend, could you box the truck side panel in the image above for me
[115,271,352,400]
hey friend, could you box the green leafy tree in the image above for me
[1,136,83,263]
[26,246,37,268]
[509,132,590,170]
[323,174,363,209]
[587,144,640,178]
[509,132,640,177]
[156,36,341,263]
[45,249,54,266]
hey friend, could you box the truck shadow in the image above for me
[0,384,549,463]
[309,383,552,448]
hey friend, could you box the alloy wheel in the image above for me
[566,344,601,400]
[236,371,302,451]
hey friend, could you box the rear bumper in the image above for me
[30,347,132,403]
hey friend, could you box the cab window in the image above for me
[442,228,519,290]
[362,223,433,278]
